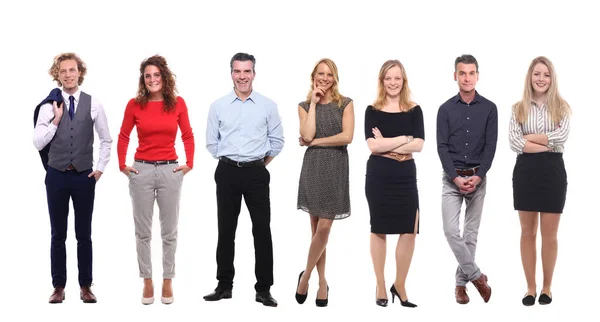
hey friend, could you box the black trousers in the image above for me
[45,166,96,288]
[214,161,273,292]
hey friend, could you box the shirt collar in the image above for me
[228,89,256,104]
[530,100,547,109]
[454,90,481,105]
[61,89,81,103]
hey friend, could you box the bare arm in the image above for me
[309,101,355,147]
[392,138,424,154]
[367,135,410,153]
[298,103,317,142]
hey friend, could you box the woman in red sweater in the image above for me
[117,55,195,305]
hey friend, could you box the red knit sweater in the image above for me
[117,96,195,171]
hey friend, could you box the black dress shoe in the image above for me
[522,293,536,306]
[256,291,278,307]
[538,293,552,305]
[203,288,232,301]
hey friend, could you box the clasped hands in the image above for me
[453,176,482,194]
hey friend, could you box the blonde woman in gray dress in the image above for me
[295,58,354,307]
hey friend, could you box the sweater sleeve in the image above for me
[117,99,136,171]
[177,97,195,169]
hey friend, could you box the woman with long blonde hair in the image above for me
[295,58,354,307]
[509,56,571,306]
[365,60,424,307]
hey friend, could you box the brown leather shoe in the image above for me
[49,287,65,303]
[80,286,97,303]
[471,274,491,303]
[455,286,469,304]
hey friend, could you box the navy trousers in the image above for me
[45,166,96,288]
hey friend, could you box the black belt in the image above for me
[455,166,479,177]
[135,159,178,165]
[219,156,264,167]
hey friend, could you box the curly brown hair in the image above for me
[136,55,178,112]
[48,52,87,87]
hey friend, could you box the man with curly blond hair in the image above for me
[34,52,112,304]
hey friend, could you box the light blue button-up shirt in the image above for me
[206,90,285,162]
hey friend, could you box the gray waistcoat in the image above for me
[48,92,94,171]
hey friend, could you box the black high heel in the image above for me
[295,271,307,304]
[390,284,417,308]
[375,287,388,307]
[315,285,329,307]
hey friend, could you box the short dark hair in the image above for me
[454,54,479,72]
[230,52,256,73]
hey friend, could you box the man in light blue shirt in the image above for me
[204,53,284,307]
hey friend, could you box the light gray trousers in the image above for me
[442,175,487,286]
[129,161,183,279]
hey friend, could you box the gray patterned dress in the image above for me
[297,97,352,220]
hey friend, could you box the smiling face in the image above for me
[144,65,163,96]
[531,62,551,96]
[58,59,80,93]
[383,65,403,98]
[313,62,335,92]
[454,62,479,94]
[231,60,255,98]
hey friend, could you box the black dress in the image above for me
[297,98,352,219]
[364,105,424,234]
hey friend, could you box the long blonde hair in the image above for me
[513,56,571,124]
[373,59,416,112]
[305,58,344,108]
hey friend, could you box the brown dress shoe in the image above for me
[455,286,469,304]
[80,286,97,303]
[471,274,491,303]
[49,287,65,304]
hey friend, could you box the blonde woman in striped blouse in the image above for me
[508,56,571,306]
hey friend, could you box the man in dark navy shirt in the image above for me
[436,54,498,305]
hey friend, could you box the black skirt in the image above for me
[365,155,419,234]
[512,152,567,213]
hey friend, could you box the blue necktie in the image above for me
[69,95,75,120]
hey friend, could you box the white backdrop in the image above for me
[1,0,597,321]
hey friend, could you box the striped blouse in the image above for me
[508,102,570,154]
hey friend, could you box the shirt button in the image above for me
[466,130,469,132]
[466,143,468,146]
[467,117,470,120]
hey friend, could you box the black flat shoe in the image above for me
[522,293,536,306]
[315,285,329,307]
[295,271,308,304]
[538,293,552,305]
[390,284,417,308]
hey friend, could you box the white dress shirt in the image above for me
[33,89,113,172]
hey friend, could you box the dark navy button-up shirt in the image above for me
[436,91,498,180]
